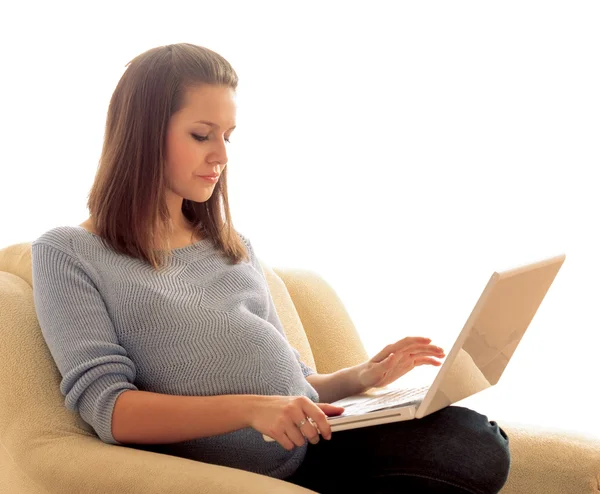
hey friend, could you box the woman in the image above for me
[31,43,510,493]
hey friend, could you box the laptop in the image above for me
[263,253,565,441]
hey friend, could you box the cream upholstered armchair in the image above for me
[1,241,599,493]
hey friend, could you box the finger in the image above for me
[383,349,439,375]
[285,426,308,448]
[306,417,322,443]
[405,349,445,360]
[303,419,321,445]
[370,345,395,363]
[287,412,311,447]
[320,403,345,417]
[415,357,443,366]
[293,408,320,445]
[277,431,296,451]
[312,404,336,440]
[398,346,445,361]
[404,343,444,354]
[390,337,433,354]
[371,338,428,362]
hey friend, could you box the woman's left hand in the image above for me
[356,336,446,390]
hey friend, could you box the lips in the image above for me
[196,174,219,184]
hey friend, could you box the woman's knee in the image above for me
[339,405,511,493]
[432,406,511,492]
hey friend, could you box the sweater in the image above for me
[31,226,319,479]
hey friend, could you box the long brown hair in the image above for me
[87,43,249,270]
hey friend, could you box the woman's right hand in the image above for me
[248,395,345,450]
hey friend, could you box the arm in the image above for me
[305,365,368,404]
[32,241,273,445]
[112,390,262,444]
[32,242,138,444]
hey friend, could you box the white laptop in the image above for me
[263,253,565,441]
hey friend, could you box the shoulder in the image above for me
[32,225,91,259]
[235,230,253,251]
[235,230,257,260]
[235,230,249,245]
[235,231,266,276]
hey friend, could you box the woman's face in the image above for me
[164,84,237,206]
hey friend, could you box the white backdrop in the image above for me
[2,1,598,438]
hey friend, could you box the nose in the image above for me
[209,137,228,165]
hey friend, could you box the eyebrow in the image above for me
[194,120,236,131]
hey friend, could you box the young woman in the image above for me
[31,43,510,493]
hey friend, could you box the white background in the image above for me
[2,1,598,438]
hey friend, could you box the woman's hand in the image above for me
[248,395,344,450]
[357,336,445,390]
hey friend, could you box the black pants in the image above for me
[284,406,511,494]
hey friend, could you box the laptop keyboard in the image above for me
[332,385,429,417]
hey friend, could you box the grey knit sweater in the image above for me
[31,226,319,479]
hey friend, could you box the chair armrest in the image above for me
[16,435,316,494]
[500,422,600,493]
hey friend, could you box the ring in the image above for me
[296,418,308,428]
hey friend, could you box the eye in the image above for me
[191,133,232,144]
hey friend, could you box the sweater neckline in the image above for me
[74,226,211,253]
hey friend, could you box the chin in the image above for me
[185,191,213,204]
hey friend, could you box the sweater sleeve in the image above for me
[31,242,139,445]
[240,234,316,378]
